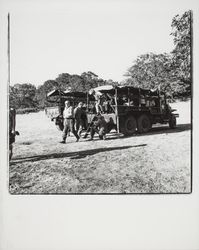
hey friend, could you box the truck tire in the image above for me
[120,116,137,136]
[137,114,151,133]
[169,115,176,129]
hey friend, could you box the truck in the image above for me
[45,85,179,136]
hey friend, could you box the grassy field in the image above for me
[9,100,191,194]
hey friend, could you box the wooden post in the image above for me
[86,92,89,112]
[190,10,193,97]
[128,87,130,105]
[158,89,162,114]
[114,87,120,133]
[8,13,10,86]
[58,87,62,114]
[138,88,141,107]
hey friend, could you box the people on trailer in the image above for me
[117,97,125,105]
[89,89,103,113]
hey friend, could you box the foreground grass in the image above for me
[9,101,191,194]
[10,128,191,194]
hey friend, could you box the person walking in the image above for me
[60,100,79,143]
[74,102,86,137]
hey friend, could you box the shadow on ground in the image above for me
[104,123,191,140]
[11,144,147,164]
[144,123,191,136]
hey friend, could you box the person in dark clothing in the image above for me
[74,102,87,137]
[90,115,107,140]
[89,115,117,140]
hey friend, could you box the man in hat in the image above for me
[60,100,79,143]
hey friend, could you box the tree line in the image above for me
[9,10,192,110]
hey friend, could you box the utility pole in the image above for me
[190,10,193,95]
[8,13,10,86]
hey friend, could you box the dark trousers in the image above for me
[62,118,79,141]
[90,126,106,140]
[75,119,84,136]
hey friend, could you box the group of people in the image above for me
[60,101,85,143]
[60,100,116,144]
[89,89,115,114]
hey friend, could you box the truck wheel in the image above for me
[121,116,137,136]
[137,114,151,133]
[169,116,176,129]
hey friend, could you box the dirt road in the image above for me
[9,101,191,194]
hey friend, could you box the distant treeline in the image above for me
[9,11,191,110]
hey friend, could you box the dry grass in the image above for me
[9,101,191,194]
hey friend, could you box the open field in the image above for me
[9,100,191,194]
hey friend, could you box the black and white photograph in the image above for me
[7,1,192,194]
[1,1,199,250]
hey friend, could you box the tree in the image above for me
[9,86,18,108]
[124,53,174,94]
[105,79,119,87]
[81,71,98,81]
[9,83,37,109]
[55,73,71,91]
[35,80,58,108]
[69,74,85,92]
[81,71,100,90]
[170,10,192,96]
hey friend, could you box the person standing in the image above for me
[74,102,86,137]
[89,89,102,114]
[60,100,79,143]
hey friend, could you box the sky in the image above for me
[3,0,192,86]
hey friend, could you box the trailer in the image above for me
[45,89,95,131]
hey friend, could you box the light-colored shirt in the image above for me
[63,106,74,118]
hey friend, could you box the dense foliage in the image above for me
[124,53,174,94]
[9,83,37,109]
[124,10,192,99]
[9,11,192,110]
[10,72,112,109]
[170,10,192,96]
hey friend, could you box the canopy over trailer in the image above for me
[47,89,94,99]
[46,89,95,114]
[98,85,160,96]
